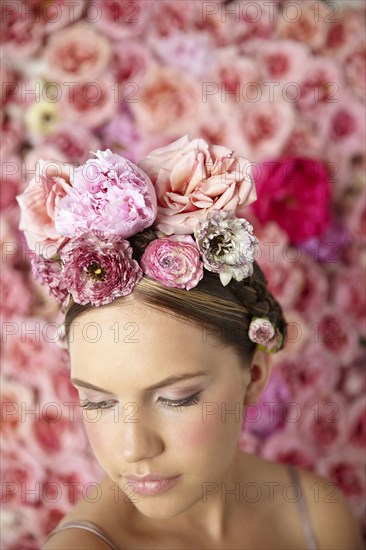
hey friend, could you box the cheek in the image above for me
[83,417,113,459]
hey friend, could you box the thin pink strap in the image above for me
[43,519,119,549]
[287,465,319,550]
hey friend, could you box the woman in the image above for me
[17,137,363,549]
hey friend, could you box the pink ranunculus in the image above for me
[59,75,118,129]
[237,95,295,161]
[316,306,360,365]
[16,160,74,259]
[141,234,204,290]
[55,149,157,238]
[44,21,111,83]
[111,39,153,84]
[91,0,152,40]
[44,123,101,164]
[276,0,329,51]
[1,0,44,59]
[260,425,317,470]
[60,231,143,306]
[252,157,331,244]
[138,135,257,235]
[130,66,204,138]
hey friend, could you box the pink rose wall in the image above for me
[1,0,365,547]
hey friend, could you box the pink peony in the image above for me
[130,66,204,138]
[55,149,157,239]
[141,234,204,290]
[251,157,331,244]
[60,230,143,306]
[44,21,111,82]
[138,135,257,235]
[16,159,74,259]
[30,252,69,309]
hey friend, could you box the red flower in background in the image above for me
[252,157,331,244]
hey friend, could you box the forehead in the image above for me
[68,298,227,382]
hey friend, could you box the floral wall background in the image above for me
[1,0,365,548]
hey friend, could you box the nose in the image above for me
[120,405,164,463]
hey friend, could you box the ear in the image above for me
[243,347,273,406]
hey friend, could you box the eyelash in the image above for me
[79,392,202,412]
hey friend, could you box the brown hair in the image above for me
[64,228,288,366]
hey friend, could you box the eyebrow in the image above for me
[71,371,209,394]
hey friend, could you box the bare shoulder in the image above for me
[294,465,365,550]
[42,474,128,549]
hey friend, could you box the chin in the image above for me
[129,494,200,521]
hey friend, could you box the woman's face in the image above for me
[69,297,253,520]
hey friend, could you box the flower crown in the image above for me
[16,135,282,353]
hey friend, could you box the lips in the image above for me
[124,473,178,481]
[122,474,182,496]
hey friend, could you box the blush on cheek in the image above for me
[173,408,223,447]
[84,421,111,457]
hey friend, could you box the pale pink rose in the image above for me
[313,305,359,365]
[16,159,73,259]
[344,41,366,102]
[296,58,344,114]
[138,135,257,235]
[237,94,295,161]
[343,188,366,245]
[319,99,366,158]
[205,46,260,115]
[317,451,366,516]
[44,123,101,164]
[130,66,204,138]
[243,38,310,85]
[111,40,153,84]
[24,146,68,175]
[283,115,325,159]
[45,22,111,83]
[1,316,66,386]
[340,354,366,400]
[297,391,348,454]
[1,112,24,161]
[91,0,152,40]
[278,342,340,402]
[24,0,86,33]
[59,75,118,129]
[149,31,214,78]
[150,0,197,37]
[0,266,34,320]
[0,154,23,210]
[0,375,36,443]
[206,0,277,47]
[1,0,44,58]
[293,255,329,319]
[276,1,329,51]
[260,426,317,470]
[324,8,366,59]
[1,439,46,506]
[331,264,366,338]
[1,505,44,549]
[255,222,305,311]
